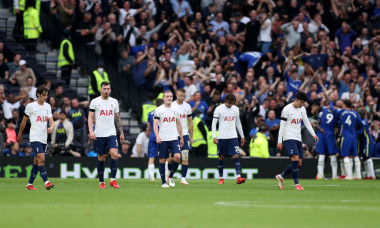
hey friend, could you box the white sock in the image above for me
[330,155,338,178]
[110,178,115,182]
[354,157,361,178]
[165,161,169,177]
[349,158,354,176]
[27,183,32,186]
[148,164,155,178]
[340,158,347,176]
[44,181,50,185]
[237,174,241,178]
[344,157,352,178]
[367,159,375,177]
[318,155,325,177]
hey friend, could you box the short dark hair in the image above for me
[101,81,110,88]
[343,99,352,108]
[295,91,308,101]
[156,98,164,107]
[214,90,221,96]
[224,93,236,104]
[36,85,49,97]
[177,88,186,94]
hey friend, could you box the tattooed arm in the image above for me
[115,112,125,143]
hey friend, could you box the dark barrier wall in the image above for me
[1,157,379,179]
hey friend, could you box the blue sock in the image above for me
[97,161,105,183]
[110,159,118,179]
[28,164,38,184]
[168,163,172,172]
[181,165,188,178]
[291,161,299,185]
[169,161,179,178]
[233,158,242,176]
[159,163,166,184]
[218,160,224,178]
[281,164,292,178]
[38,166,48,182]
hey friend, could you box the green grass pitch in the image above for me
[0,178,379,228]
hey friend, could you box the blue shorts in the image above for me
[179,135,192,151]
[316,132,337,155]
[358,138,374,158]
[31,142,47,155]
[283,140,303,159]
[95,136,118,155]
[217,138,239,156]
[157,140,181,158]
[148,139,157,158]
[339,135,358,157]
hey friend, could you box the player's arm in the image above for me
[146,121,151,135]
[17,115,29,144]
[88,109,96,140]
[48,117,54,134]
[356,114,364,135]
[176,117,184,147]
[115,112,125,143]
[235,112,245,146]
[212,107,219,144]
[187,115,193,145]
[301,108,318,143]
[277,108,288,150]
[153,118,161,143]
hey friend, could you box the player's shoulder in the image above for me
[26,101,36,108]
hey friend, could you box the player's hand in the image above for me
[120,133,125,144]
[156,136,162,144]
[17,135,23,144]
[241,138,245,146]
[180,137,184,147]
[320,129,325,134]
[47,126,53,134]
[277,143,283,151]
[213,138,218,144]
[314,135,319,143]
[89,132,97,140]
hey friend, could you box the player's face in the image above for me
[101,85,111,98]
[295,99,305,108]
[164,92,173,104]
[37,91,48,102]
[225,101,234,108]
[176,91,185,103]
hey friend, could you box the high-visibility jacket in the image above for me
[58,39,75,67]
[141,102,156,123]
[14,0,40,14]
[88,70,110,95]
[207,131,219,158]
[249,132,269,158]
[23,7,42,39]
[192,117,207,147]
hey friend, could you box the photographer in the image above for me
[51,112,80,157]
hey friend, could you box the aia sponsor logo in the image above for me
[100,110,113,116]
[224,116,235,121]
[36,116,48,122]
[163,117,175,122]
[291,119,302,124]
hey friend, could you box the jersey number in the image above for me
[345,116,352,126]
[326,114,334,124]
[177,145,181,150]
[235,146,239,153]
[188,141,191,147]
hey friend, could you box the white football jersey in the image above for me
[172,100,192,136]
[213,104,244,139]
[154,105,180,141]
[25,101,52,144]
[278,103,316,143]
[89,96,119,137]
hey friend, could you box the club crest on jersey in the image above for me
[163,117,175,122]
[36,116,48,122]
[224,116,235,121]
[100,110,113,116]
[291,119,302,124]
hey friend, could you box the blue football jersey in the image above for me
[337,109,363,136]
[318,106,337,134]
[360,118,374,144]
[148,110,156,141]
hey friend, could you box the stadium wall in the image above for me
[1,157,379,179]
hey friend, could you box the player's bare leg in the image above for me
[26,156,39,190]
[181,150,189,185]
[217,155,224,184]
[98,154,106,189]
[109,149,120,188]
[232,154,245,184]
[168,153,181,187]
[148,157,156,182]
[37,153,54,190]
[159,158,169,187]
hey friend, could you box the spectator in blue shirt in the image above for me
[189,91,208,121]
[335,22,357,53]
[265,110,280,130]
[170,0,193,18]
[210,12,230,37]
[301,44,328,71]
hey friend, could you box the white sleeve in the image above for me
[212,107,220,138]
[47,105,52,118]
[115,100,120,113]
[25,104,32,117]
[89,99,96,111]
[235,108,244,138]
[136,133,144,145]
[277,107,288,144]
[187,104,192,116]
[154,107,160,118]
[302,107,316,137]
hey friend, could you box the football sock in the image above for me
[217,160,224,179]
[110,159,118,179]
[169,161,179,178]
[317,155,325,177]
[340,158,347,176]
[28,164,38,185]
[159,163,166,184]
[281,164,292,178]
[233,158,241,177]
[148,164,155,178]
[349,158,354,176]
[165,161,169,179]
[354,157,361,178]
[344,157,352,178]
[38,166,49,183]
[181,165,188,178]
[367,159,375,177]
[168,163,172,173]
[97,161,105,183]
[330,155,338,178]
[291,161,299,185]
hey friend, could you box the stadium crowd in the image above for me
[1,0,380,160]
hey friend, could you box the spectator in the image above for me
[335,21,357,53]
[25,76,37,101]
[258,12,272,53]
[184,76,198,102]
[210,12,230,37]
[245,10,260,51]
[50,0,75,28]
[5,119,17,143]
[281,20,301,48]
[170,0,194,18]
[115,1,150,26]
[249,124,269,158]
[0,53,9,79]
[1,94,21,120]
[131,127,150,157]
[51,112,80,157]
[341,81,360,103]
[67,98,88,154]
[20,142,35,157]
[119,140,132,157]
[3,142,20,157]
[9,60,37,87]
[0,119,7,150]
[89,61,110,100]
[117,49,135,74]
[7,53,21,76]
[50,84,64,108]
